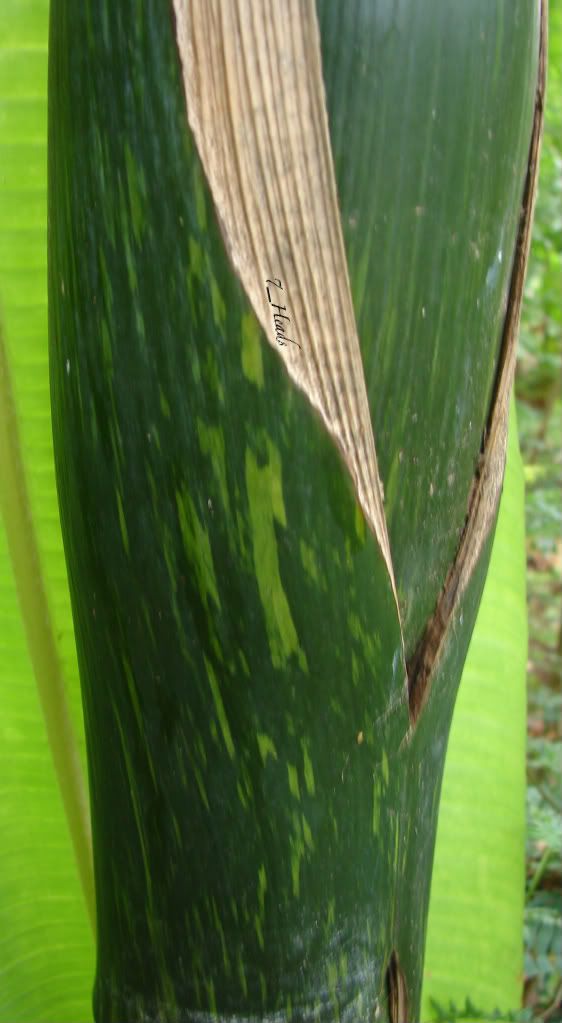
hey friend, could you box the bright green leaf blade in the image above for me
[0,528,93,1023]
[422,401,528,1017]
[0,2,94,1019]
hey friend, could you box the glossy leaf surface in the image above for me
[0,2,93,1020]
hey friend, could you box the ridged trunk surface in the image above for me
[48,1,542,1020]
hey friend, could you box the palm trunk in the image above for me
[47,2,545,1021]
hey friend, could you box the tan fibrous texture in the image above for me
[172,0,397,602]
[173,0,546,728]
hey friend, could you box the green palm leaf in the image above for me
[422,402,528,1017]
[0,3,93,1020]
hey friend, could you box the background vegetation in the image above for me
[0,2,559,1020]
[517,1,562,1018]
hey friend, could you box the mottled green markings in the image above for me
[204,656,235,760]
[257,732,277,765]
[302,739,315,795]
[287,762,300,800]
[175,485,220,611]
[48,0,536,1019]
[116,490,130,555]
[210,275,226,330]
[196,419,230,515]
[299,538,323,587]
[241,311,264,389]
[245,440,308,673]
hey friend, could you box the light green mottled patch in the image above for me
[257,732,277,765]
[195,734,207,767]
[210,275,226,329]
[302,740,315,795]
[348,612,361,641]
[238,763,254,808]
[258,863,267,913]
[159,386,171,420]
[354,502,366,543]
[235,509,252,568]
[205,978,217,1015]
[347,609,382,664]
[197,418,230,514]
[124,141,146,243]
[211,898,230,975]
[241,311,264,389]
[327,897,335,928]
[287,763,300,801]
[267,439,287,526]
[300,539,320,584]
[327,961,338,1004]
[188,236,204,280]
[109,419,125,486]
[372,776,382,835]
[194,766,210,812]
[289,813,310,899]
[193,167,208,231]
[203,348,225,403]
[134,304,146,347]
[210,631,224,665]
[204,656,235,760]
[116,490,130,555]
[382,749,389,786]
[176,486,221,611]
[237,951,248,998]
[245,444,307,671]
[254,914,264,950]
[290,841,301,898]
[302,815,314,852]
[236,779,248,809]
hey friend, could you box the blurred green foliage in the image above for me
[516,1,562,1019]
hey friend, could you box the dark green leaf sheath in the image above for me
[48,1,541,1020]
